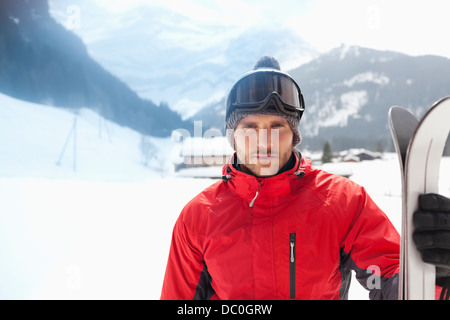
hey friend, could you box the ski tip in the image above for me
[388,105,419,170]
[389,105,413,118]
[389,106,418,126]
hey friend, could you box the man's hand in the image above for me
[413,193,450,299]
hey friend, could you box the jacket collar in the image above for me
[221,150,308,205]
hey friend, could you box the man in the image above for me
[161,56,450,300]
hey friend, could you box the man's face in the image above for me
[234,115,294,177]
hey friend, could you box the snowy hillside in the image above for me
[0,93,173,180]
[1,94,449,299]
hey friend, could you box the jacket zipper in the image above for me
[289,232,296,299]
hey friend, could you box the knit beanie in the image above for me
[225,56,302,148]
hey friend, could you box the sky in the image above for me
[54,0,450,60]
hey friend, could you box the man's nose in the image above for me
[257,129,278,150]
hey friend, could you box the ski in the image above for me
[389,96,450,300]
[388,105,418,300]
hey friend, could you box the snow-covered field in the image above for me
[1,93,449,299]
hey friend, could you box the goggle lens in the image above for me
[227,71,305,120]
[233,73,301,108]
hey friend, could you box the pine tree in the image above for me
[321,141,333,164]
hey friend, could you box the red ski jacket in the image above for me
[161,152,400,300]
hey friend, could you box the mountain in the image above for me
[193,45,450,152]
[47,0,316,120]
[0,0,189,137]
[290,45,450,151]
[5,1,449,151]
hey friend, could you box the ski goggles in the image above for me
[226,69,305,120]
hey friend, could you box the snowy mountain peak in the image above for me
[48,1,317,120]
[338,44,360,60]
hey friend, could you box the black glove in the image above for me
[413,193,450,300]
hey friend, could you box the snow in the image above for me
[344,72,390,87]
[0,93,173,181]
[338,44,360,60]
[9,16,20,25]
[318,91,369,128]
[1,92,449,300]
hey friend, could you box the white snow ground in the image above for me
[1,93,449,299]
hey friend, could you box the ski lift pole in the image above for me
[56,115,78,173]
[73,116,77,172]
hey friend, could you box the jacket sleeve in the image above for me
[339,185,400,300]
[160,207,216,300]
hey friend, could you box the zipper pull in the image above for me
[249,180,264,208]
[290,233,296,263]
[249,191,259,207]
[290,241,295,262]
[289,232,296,299]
